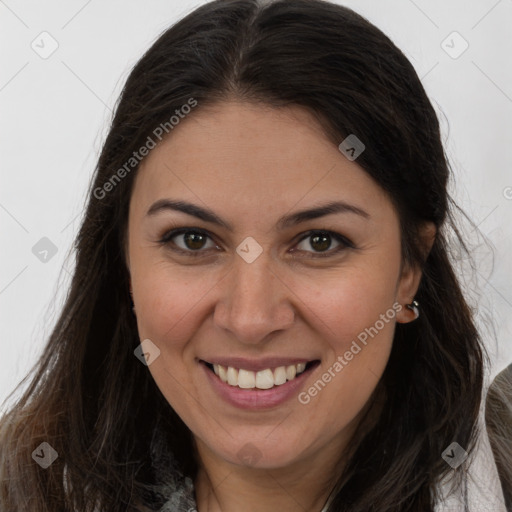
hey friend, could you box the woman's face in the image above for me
[126,100,427,470]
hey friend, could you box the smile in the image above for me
[199,356,321,409]
[201,360,319,390]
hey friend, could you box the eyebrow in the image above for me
[146,199,370,230]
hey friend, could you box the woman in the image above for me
[0,0,506,510]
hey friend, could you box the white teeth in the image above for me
[218,365,228,383]
[238,369,256,389]
[227,366,238,386]
[210,362,309,389]
[255,369,275,389]
[285,365,296,381]
[273,366,287,385]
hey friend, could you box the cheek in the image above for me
[291,266,398,428]
[133,259,218,346]
[131,264,218,423]
[292,262,399,351]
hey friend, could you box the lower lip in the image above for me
[201,362,318,410]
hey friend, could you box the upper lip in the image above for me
[200,357,317,372]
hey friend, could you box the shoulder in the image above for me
[434,410,508,512]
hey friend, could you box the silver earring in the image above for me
[406,300,419,319]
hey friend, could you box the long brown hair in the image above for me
[0,1,486,510]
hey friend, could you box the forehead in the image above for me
[131,101,392,222]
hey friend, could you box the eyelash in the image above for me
[157,228,355,258]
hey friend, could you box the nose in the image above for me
[213,251,295,345]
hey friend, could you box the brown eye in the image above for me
[293,230,353,257]
[181,231,208,250]
[308,233,332,252]
[159,229,218,255]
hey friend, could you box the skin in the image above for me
[125,100,436,512]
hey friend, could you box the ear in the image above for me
[395,221,436,324]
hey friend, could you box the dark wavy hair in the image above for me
[0,1,487,510]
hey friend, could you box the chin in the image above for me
[206,433,309,469]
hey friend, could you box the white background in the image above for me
[1,0,511,408]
